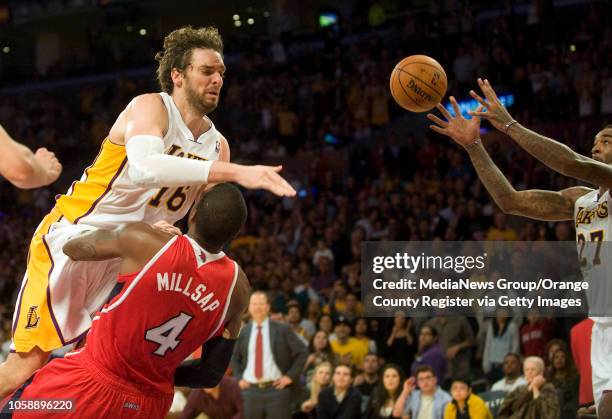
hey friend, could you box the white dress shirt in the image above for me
[243,318,283,383]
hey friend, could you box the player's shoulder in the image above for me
[218,134,229,147]
[127,93,166,113]
[216,134,230,161]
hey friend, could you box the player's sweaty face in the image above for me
[592,129,612,164]
[184,48,225,114]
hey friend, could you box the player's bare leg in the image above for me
[0,347,49,397]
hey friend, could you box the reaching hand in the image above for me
[427,97,483,147]
[235,165,296,197]
[34,147,62,185]
[468,78,515,131]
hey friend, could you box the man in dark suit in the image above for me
[231,291,308,419]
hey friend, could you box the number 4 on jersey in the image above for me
[145,312,193,356]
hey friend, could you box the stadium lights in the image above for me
[263,11,270,17]
[570,44,576,52]
[233,14,240,21]
[247,18,254,25]
[139,28,147,36]
[2,46,9,54]
[234,20,242,27]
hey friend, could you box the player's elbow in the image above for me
[496,194,518,215]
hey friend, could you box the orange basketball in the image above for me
[389,55,447,112]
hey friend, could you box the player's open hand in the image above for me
[468,78,515,131]
[235,165,296,197]
[34,147,62,185]
[427,97,482,147]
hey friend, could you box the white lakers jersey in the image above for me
[56,92,222,228]
[574,189,612,323]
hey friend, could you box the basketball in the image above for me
[389,55,447,112]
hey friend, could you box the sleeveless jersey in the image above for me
[574,189,612,324]
[73,235,238,393]
[55,92,222,228]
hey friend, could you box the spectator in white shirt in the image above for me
[491,353,528,393]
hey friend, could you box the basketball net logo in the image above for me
[25,305,40,329]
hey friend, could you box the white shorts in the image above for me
[12,213,120,352]
[592,321,612,406]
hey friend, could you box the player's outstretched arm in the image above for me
[124,95,295,197]
[174,266,251,388]
[0,124,62,189]
[470,78,612,190]
[63,222,170,273]
[428,99,590,221]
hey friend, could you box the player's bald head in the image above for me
[192,183,247,250]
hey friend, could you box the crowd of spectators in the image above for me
[1,1,612,418]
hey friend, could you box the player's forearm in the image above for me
[128,152,246,189]
[207,161,243,184]
[174,336,236,388]
[507,123,609,185]
[63,229,121,261]
[465,141,518,212]
[467,143,575,220]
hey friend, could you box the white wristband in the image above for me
[126,135,213,187]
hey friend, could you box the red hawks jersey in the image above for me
[69,234,238,393]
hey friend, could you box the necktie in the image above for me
[255,325,263,380]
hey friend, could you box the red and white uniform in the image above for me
[8,235,238,419]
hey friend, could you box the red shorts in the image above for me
[3,351,173,419]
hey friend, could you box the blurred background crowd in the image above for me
[1,0,611,418]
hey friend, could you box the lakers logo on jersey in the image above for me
[576,201,609,227]
[25,306,40,329]
[167,144,208,161]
